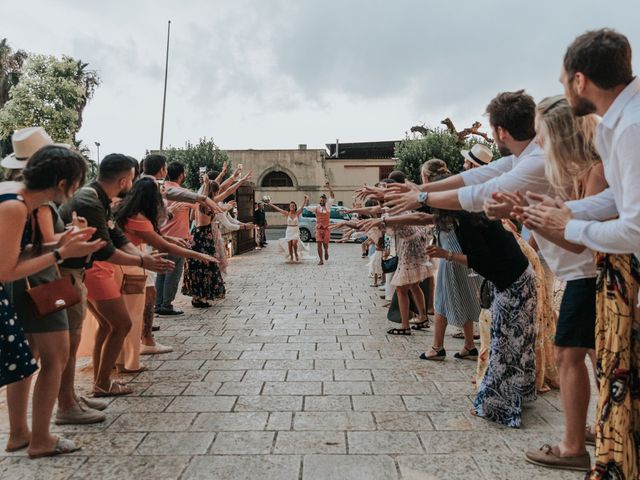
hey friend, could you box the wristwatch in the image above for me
[418,192,428,206]
[53,249,64,264]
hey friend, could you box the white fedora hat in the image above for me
[460,143,493,167]
[1,127,58,170]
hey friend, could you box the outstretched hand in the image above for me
[483,191,527,221]
[384,190,421,215]
[355,185,385,202]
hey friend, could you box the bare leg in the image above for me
[323,241,329,260]
[90,297,133,391]
[397,285,411,329]
[461,321,477,352]
[90,302,109,384]
[292,240,299,261]
[427,277,435,314]
[26,331,69,456]
[408,282,427,322]
[288,241,294,261]
[424,313,448,358]
[141,286,156,347]
[316,240,323,264]
[555,347,590,456]
[6,376,32,451]
[57,327,82,412]
[373,274,378,287]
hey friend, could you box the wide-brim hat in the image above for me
[1,127,66,170]
[461,143,493,167]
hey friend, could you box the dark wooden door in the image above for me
[235,183,255,254]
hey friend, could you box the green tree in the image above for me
[161,138,229,190]
[0,54,100,144]
[0,38,28,157]
[395,128,499,182]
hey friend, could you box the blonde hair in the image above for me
[536,95,599,199]
[421,159,450,183]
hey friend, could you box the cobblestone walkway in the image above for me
[0,244,593,479]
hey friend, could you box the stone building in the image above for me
[226,140,399,226]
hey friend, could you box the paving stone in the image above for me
[243,369,287,382]
[69,456,191,480]
[398,454,484,480]
[135,432,215,455]
[263,381,322,395]
[348,431,423,454]
[181,381,222,396]
[266,412,293,430]
[217,381,264,395]
[304,395,352,412]
[323,381,372,395]
[166,395,236,412]
[191,412,269,431]
[293,412,375,431]
[108,413,196,432]
[351,395,406,412]
[182,455,300,480]
[286,369,333,382]
[333,369,373,381]
[303,454,398,480]
[211,431,275,454]
[274,431,346,454]
[235,395,303,412]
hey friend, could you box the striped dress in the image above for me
[434,229,483,327]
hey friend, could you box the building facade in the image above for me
[226,141,399,226]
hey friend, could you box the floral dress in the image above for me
[390,225,433,287]
[182,224,225,300]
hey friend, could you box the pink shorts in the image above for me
[84,261,121,302]
[315,225,330,244]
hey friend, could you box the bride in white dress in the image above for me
[267,196,310,262]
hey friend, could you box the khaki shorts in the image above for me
[60,267,88,331]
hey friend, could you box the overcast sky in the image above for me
[2,0,639,161]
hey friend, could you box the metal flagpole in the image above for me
[159,20,171,151]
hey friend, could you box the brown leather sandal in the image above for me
[93,380,133,398]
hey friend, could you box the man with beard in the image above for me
[57,154,173,418]
[518,29,640,479]
[306,183,335,265]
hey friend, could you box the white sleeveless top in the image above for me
[287,215,299,227]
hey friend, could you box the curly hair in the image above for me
[22,145,86,195]
[421,159,450,183]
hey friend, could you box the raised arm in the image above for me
[214,161,228,184]
[297,195,309,216]
[215,170,252,202]
[267,203,289,216]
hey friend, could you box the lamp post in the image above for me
[159,20,171,151]
[94,141,101,165]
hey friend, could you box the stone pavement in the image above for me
[0,243,595,480]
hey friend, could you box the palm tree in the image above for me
[70,59,100,136]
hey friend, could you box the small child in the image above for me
[368,229,385,287]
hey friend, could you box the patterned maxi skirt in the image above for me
[589,254,640,480]
[182,225,226,301]
[472,267,537,428]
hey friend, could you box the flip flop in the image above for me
[28,437,81,459]
[93,380,133,398]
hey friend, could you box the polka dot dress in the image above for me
[0,284,38,387]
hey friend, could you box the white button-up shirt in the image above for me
[565,77,640,261]
[458,141,550,212]
[457,140,596,281]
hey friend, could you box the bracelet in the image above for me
[446,251,454,262]
[53,249,64,264]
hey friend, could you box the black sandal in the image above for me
[454,347,479,360]
[191,300,211,308]
[387,327,411,336]
[419,346,446,361]
[411,319,430,330]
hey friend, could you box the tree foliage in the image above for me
[395,128,499,182]
[161,138,229,190]
[0,54,100,144]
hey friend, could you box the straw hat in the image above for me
[1,127,68,170]
[460,143,493,167]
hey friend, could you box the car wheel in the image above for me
[299,228,312,242]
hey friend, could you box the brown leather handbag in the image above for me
[120,267,147,295]
[25,268,81,318]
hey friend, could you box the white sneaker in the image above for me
[79,395,108,411]
[140,342,174,355]
[378,285,386,291]
[55,404,106,425]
